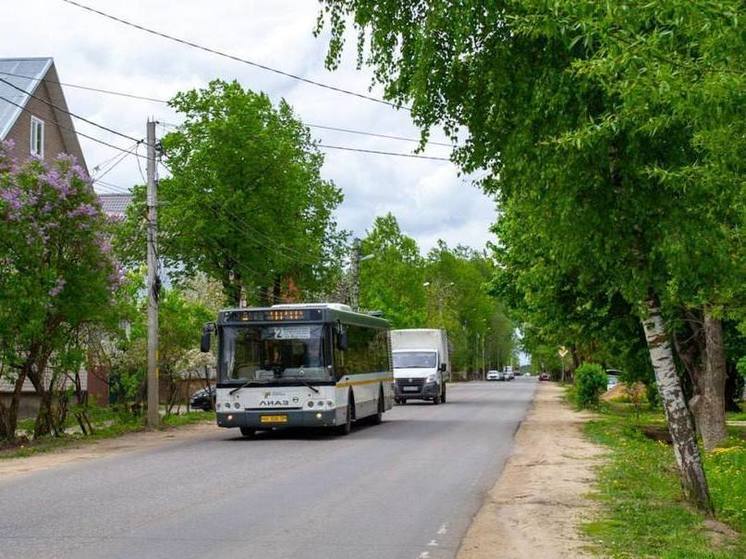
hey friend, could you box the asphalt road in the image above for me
[0,379,536,559]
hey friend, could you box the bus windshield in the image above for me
[220,324,330,383]
[393,351,437,369]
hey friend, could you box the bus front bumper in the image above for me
[217,409,338,429]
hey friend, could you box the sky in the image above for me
[1,0,498,252]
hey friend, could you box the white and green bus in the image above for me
[200,303,394,437]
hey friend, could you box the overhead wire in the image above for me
[0,76,141,144]
[0,69,453,150]
[60,0,408,111]
[0,93,147,159]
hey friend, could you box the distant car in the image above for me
[605,369,624,391]
[524,372,531,377]
[487,370,504,381]
[190,386,215,411]
[505,370,515,381]
[539,373,551,382]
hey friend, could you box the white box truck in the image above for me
[391,329,450,405]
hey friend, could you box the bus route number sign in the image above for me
[268,326,311,340]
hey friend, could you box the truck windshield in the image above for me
[220,324,330,383]
[393,351,437,369]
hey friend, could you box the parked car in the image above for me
[487,370,503,381]
[605,369,623,391]
[504,370,515,381]
[539,373,551,381]
[190,386,216,411]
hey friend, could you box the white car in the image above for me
[487,370,504,381]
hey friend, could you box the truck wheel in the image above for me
[370,388,384,425]
[433,387,442,405]
[442,384,447,404]
[336,398,353,435]
[240,427,255,438]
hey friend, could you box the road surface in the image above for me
[0,379,536,559]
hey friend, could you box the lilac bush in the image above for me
[0,140,124,440]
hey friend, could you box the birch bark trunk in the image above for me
[642,298,713,513]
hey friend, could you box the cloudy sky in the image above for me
[2,0,497,252]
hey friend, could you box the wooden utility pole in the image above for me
[146,119,160,429]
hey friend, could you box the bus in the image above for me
[200,303,394,437]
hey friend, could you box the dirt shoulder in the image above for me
[0,421,216,482]
[458,382,604,559]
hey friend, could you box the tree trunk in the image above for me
[641,298,713,513]
[0,372,26,441]
[698,309,728,450]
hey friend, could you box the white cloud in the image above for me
[1,0,496,252]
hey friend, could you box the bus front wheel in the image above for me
[336,399,353,436]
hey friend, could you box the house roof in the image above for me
[0,57,53,139]
[98,193,132,218]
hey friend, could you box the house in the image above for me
[0,57,87,171]
[99,193,132,220]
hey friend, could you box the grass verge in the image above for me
[583,402,746,559]
[1,410,214,460]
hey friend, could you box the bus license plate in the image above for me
[403,386,419,392]
[260,415,288,424]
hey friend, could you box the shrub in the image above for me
[574,362,608,408]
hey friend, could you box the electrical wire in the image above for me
[0,76,141,144]
[318,143,450,161]
[60,0,407,110]
[0,69,452,150]
[0,93,147,159]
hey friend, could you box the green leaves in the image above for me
[121,80,346,305]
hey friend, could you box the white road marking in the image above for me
[427,540,439,547]
[437,523,448,535]
[418,552,430,559]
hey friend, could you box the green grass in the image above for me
[583,404,746,559]
[1,410,214,460]
[726,410,746,422]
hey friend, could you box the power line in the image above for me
[92,142,140,181]
[306,123,451,147]
[318,144,451,161]
[0,70,164,103]
[0,76,141,145]
[1,69,452,148]
[0,93,147,159]
[60,0,407,111]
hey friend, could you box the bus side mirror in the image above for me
[200,323,214,353]
[336,331,348,351]
[439,363,447,373]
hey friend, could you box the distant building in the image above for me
[0,57,87,171]
[99,193,132,220]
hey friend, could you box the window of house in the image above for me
[30,117,45,158]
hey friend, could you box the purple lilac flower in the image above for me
[69,203,99,219]
[49,278,66,297]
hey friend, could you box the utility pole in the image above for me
[349,238,361,311]
[146,120,160,429]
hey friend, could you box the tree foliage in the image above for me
[118,80,347,305]
[0,141,122,440]
[358,214,513,372]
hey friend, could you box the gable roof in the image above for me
[0,57,53,139]
[98,193,132,219]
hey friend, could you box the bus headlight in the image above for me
[308,401,314,407]
[327,400,334,407]
[233,402,240,409]
[426,374,437,383]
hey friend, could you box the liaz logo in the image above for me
[259,399,289,407]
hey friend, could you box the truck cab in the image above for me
[391,329,450,405]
